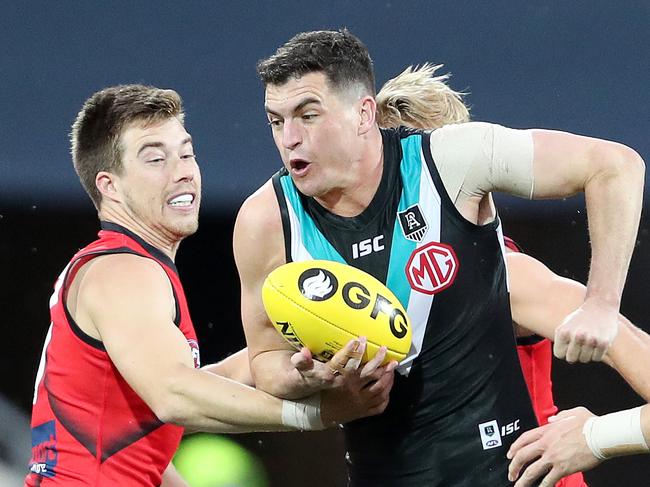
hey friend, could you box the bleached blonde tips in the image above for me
[376,63,470,130]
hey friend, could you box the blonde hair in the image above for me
[376,63,470,130]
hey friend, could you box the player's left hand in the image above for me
[507,407,602,487]
[320,344,397,425]
[553,297,619,363]
[289,337,367,389]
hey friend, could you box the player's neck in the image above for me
[98,207,181,260]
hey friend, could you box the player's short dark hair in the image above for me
[70,84,183,209]
[257,29,376,97]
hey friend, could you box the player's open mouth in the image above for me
[167,193,195,208]
[290,159,310,175]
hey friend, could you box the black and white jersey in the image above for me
[272,127,538,486]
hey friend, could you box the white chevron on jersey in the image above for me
[397,144,442,375]
[285,193,314,262]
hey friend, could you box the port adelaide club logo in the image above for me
[298,268,339,301]
[398,204,428,242]
[398,204,459,294]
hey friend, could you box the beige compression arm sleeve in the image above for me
[429,122,535,205]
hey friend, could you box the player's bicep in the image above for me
[82,255,193,407]
[508,252,586,339]
[528,129,640,199]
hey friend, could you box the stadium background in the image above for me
[1,2,648,485]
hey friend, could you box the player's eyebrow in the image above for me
[137,136,192,156]
[265,97,321,117]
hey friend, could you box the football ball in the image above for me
[262,260,412,364]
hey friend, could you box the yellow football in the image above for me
[262,260,412,364]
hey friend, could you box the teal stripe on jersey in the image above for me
[279,174,345,264]
[386,135,421,309]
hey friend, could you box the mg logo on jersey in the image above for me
[398,204,428,242]
[405,242,459,294]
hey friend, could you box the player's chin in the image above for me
[169,217,199,239]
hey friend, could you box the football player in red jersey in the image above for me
[26,84,395,487]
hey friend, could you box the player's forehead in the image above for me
[264,72,334,113]
[120,117,191,154]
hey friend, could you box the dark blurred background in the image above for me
[1,1,649,485]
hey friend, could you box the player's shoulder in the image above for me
[235,179,283,237]
[234,179,285,275]
[80,253,169,296]
[431,122,502,142]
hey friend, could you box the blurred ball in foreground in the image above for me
[173,434,268,487]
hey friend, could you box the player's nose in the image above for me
[282,119,302,150]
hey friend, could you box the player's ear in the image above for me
[96,171,121,203]
[358,95,377,135]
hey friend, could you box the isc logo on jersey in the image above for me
[262,260,412,364]
[478,418,521,450]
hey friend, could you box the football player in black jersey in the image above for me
[232,29,645,486]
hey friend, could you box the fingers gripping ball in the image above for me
[262,260,412,364]
[173,434,268,487]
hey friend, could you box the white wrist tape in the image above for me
[583,407,649,459]
[281,393,323,431]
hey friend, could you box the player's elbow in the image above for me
[148,369,198,425]
[591,142,645,185]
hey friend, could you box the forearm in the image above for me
[201,349,254,387]
[251,349,324,399]
[583,144,644,306]
[605,318,650,402]
[154,365,293,433]
[584,404,650,459]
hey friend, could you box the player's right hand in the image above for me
[553,298,619,363]
[289,337,369,389]
[320,344,397,425]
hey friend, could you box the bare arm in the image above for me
[529,130,645,362]
[202,348,254,386]
[78,253,298,433]
[506,252,650,485]
[508,251,650,399]
[234,181,320,398]
[233,181,371,399]
[435,123,644,361]
[76,253,384,433]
